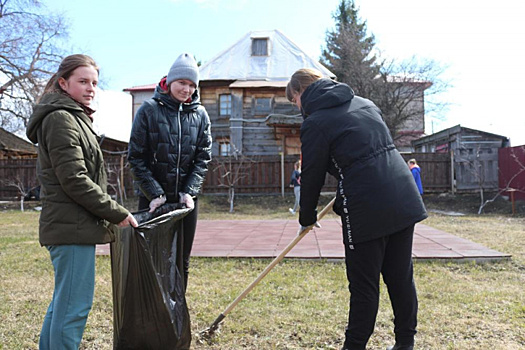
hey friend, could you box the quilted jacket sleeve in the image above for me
[182,106,212,196]
[42,111,129,224]
[128,102,165,200]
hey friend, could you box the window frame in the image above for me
[219,94,232,116]
[253,96,273,116]
[251,38,269,56]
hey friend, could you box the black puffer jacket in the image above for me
[128,80,212,202]
[299,79,427,244]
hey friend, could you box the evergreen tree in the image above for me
[320,0,381,98]
[321,0,448,146]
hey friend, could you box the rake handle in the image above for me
[217,197,336,319]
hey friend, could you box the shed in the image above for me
[412,125,510,191]
[0,127,37,159]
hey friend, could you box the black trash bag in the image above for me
[110,203,193,350]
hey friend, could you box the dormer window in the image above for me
[252,38,268,56]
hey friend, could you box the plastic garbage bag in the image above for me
[110,203,193,350]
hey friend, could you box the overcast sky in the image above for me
[43,0,525,145]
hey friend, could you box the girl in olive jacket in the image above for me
[26,54,137,350]
[287,69,427,350]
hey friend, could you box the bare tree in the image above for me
[0,0,68,133]
[373,57,450,142]
[213,144,257,213]
[1,177,29,211]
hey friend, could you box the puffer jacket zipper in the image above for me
[175,103,182,195]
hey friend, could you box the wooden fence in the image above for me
[498,146,525,200]
[202,155,337,195]
[0,159,40,200]
[0,152,452,201]
[400,152,452,193]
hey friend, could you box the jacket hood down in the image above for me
[26,92,129,245]
[27,93,87,143]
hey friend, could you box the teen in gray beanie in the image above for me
[129,50,212,345]
[167,52,199,86]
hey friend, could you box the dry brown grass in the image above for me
[1,195,524,349]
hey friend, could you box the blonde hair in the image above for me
[43,54,99,95]
[286,68,324,102]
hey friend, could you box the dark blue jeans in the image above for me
[342,225,418,350]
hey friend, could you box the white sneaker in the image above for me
[289,208,295,214]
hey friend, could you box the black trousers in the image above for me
[342,224,418,350]
[138,196,199,290]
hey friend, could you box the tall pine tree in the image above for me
[321,0,448,147]
[321,0,381,98]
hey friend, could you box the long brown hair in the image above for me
[286,68,323,102]
[43,54,99,95]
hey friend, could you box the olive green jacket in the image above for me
[26,93,129,245]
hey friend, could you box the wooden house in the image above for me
[124,30,334,158]
[123,30,336,194]
[0,127,37,159]
[123,30,429,194]
[412,125,510,191]
[0,128,38,200]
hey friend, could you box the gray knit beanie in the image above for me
[166,53,199,86]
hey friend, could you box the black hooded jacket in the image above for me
[127,79,212,202]
[299,79,427,244]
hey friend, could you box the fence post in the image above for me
[450,149,456,194]
[280,149,285,197]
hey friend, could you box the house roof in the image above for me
[412,124,509,146]
[0,127,37,155]
[123,83,156,92]
[123,30,335,93]
[199,30,335,81]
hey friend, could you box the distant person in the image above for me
[286,68,427,350]
[289,160,301,214]
[408,159,424,195]
[128,52,212,290]
[26,54,138,350]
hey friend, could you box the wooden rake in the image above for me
[198,197,336,340]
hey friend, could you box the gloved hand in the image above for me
[179,192,195,209]
[297,221,321,235]
[118,213,138,228]
[149,195,166,213]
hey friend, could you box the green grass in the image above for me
[1,196,524,349]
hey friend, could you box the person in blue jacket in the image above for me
[408,159,424,195]
[287,68,427,350]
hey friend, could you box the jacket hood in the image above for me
[26,93,85,143]
[153,76,201,111]
[301,79,354,117]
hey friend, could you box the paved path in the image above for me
[97,219,510,262]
